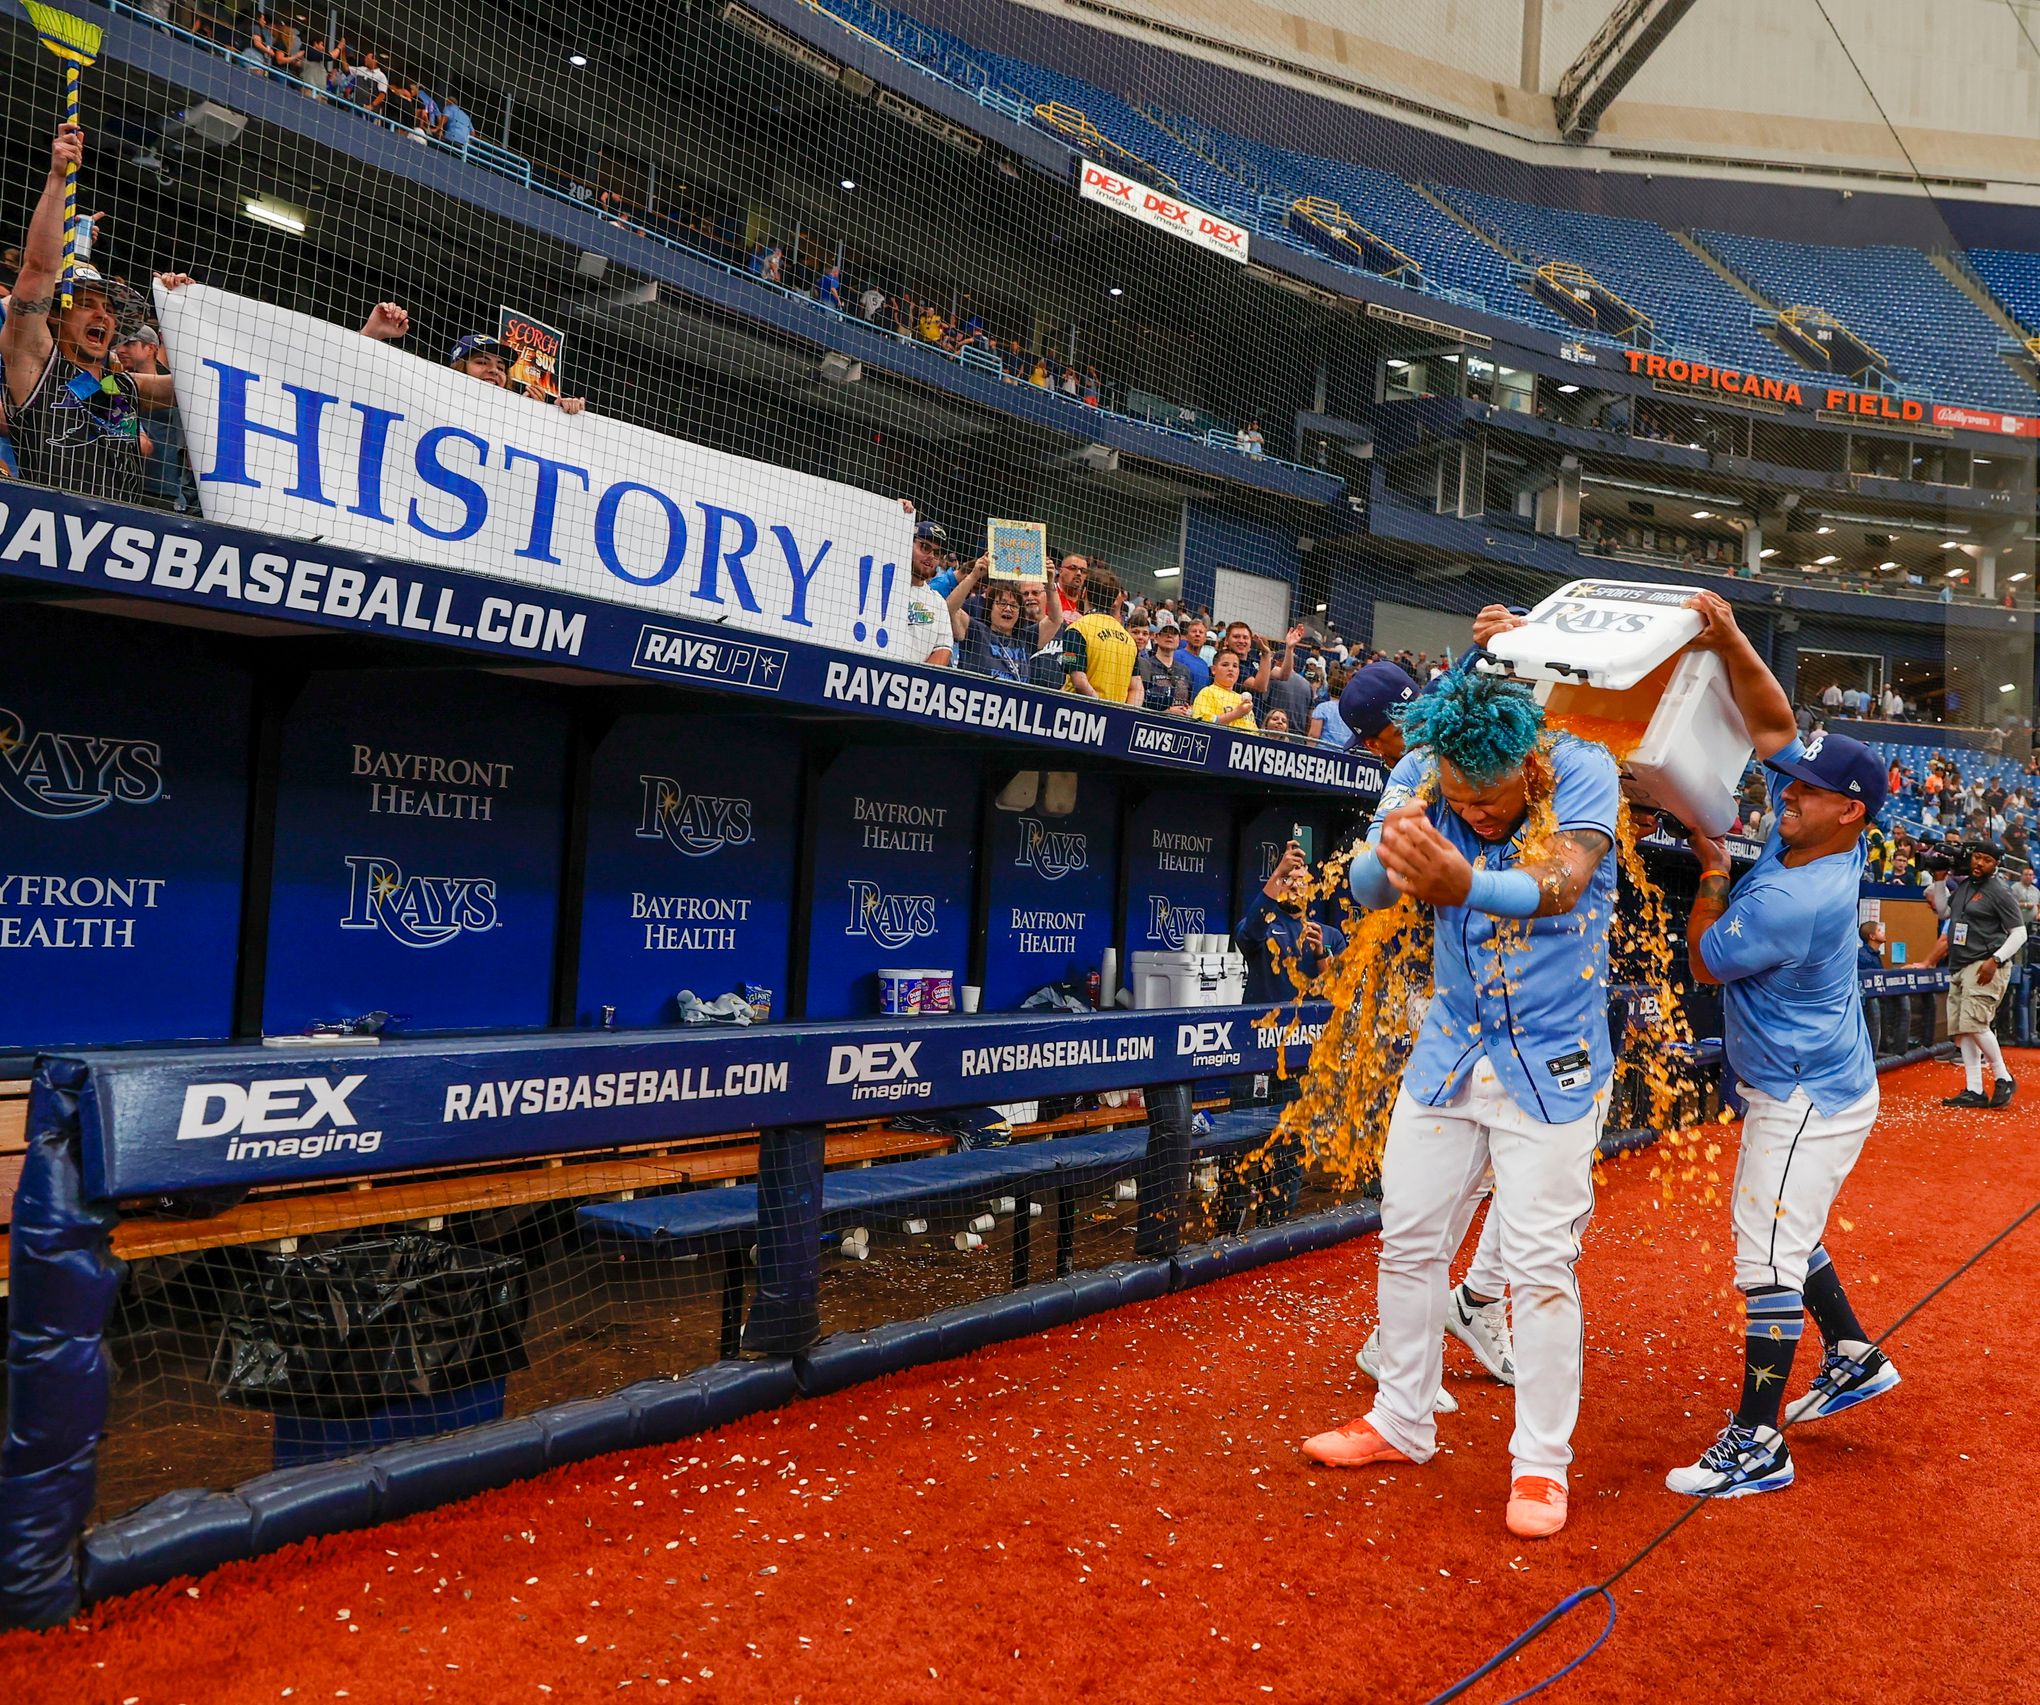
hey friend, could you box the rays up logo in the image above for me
[635,775,754,856]
[0,705,163,820]
[340,855,499,947]
[1013,814,1088,880]
[1146,894,1207,950]
[844,878,937,949]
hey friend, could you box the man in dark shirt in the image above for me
[1227,838,1346,1228]
[1135,610,1195,713]
[1923,840,2027,1107]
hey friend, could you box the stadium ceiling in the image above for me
[1553,0,1697,144]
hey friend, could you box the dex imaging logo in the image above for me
[0,705,163,820]
[1177,1020,1240,1069]
[340,855,499,948]
[1146,894,1207,950]
[827,1040,931,1102]
[635,775,754,856]
[844,879,937,949]
[175,1074,384,1162]
[1013,815,1089,880]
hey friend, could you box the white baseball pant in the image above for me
[1731,1082,1879,1294]
[1366,1057,1606,1484]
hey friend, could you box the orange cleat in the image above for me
[1301,1417,1412,1469]
[1505,1475,1568,1538]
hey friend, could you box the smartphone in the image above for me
[1291,824,1314,864]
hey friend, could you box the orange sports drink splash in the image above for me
[1243,581,1753,1202]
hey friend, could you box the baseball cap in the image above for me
[1967,838,2006,860]
[914,521,948,545]
[1763,731,1888,819]
[1153,610,1179,631]
[1338,659,1420,742]
[449,332,515,366]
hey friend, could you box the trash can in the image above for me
[212,1233,530,1421]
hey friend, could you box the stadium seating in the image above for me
[1434,186,1788,374]
[1695,230,2033,409]
[800,0,2040,412]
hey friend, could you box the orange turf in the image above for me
[8,1060,2038,1704]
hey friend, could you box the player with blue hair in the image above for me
[1304,610,1621,1542]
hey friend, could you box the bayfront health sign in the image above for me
[155,284,916,660]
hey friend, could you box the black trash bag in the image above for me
[211,1233,530,1416]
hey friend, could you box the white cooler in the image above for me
[1480,578,1753,835]
[1130,948,1247,1009]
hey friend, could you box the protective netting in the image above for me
[2,0,2037,1547]
[84,1099,1378,1522]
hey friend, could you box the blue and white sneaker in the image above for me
[1665,1419,1794,1498]
[1784,1346,1901,1425]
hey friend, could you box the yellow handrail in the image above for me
[1779,303,1888,370]
[1533,260,1656,337]
[1033,102,1181,196]
[1289,196,1419,278]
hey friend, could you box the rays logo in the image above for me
[1146,894,1207,950]
[340,855,499,948]
[1013,815,1088,880]
[1523,601,1650,636]
[635,775,754,856]
[0,705,163,820]
[1803,733,1826,761]
[844,879,936,949]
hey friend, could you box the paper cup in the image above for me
[960,985,982,1014]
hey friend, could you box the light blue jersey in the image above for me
[1361,733,1621,1122]
[1700,737,1875,1114]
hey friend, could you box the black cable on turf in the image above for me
[1422,1191,2040,1705]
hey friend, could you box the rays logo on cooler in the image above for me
[340,854,499,947]
[635,775,754,856]
[844,879,936,949]
[1146,894,1207,950]
[1013,815,1089,880]
[0,705,163,820]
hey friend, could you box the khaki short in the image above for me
[1947,957,2010,1036]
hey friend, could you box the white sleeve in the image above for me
[1997,924,2029,963]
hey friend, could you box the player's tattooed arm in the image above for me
[1524,827,1612,917]
[8,292,52,316]
[1685,831,1734,984]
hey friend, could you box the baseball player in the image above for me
[1303,661,1620,1541]
[1920,839,2024,1109]
[1340,656,1518,1410]
[1664,593,1897,1498]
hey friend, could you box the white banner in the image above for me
[1077,161,1249,263]
[155,285,916,659]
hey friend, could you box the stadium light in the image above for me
[1941,540,1960,549]
[1878,560,1899,571]
[569,53,589,66]
[840,178,857,190]
[1154,565,1181,579]
[1108,286,1124,297]
[243,199,306,234]
[1816,554,1838,565]
[1557,383,1579,393]
[1814,525,1833,535]
[1691,510,1714,520]
[1315,602,1328,612]
[2001,683,2018,694]
[1759,548,1779,558]
[1944,565,1966,577]
[2012,572,2030,583]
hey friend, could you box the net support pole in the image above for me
[1134,1080,1195,1260]
[0,1058,123,1631]
[741,1122,825,1355]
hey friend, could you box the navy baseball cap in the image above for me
[1339,660,1420,743]
[1764,731,1888,819]
[914,521,948,544]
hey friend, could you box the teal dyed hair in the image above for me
[1391,667,1543,787]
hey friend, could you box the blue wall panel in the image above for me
[1120,789,1236,966]
[575,714,802,1027]
[979,773,1121,1009]
[803,748,981,1019]
[0,607,249,1048]
[261,671,568,1034]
